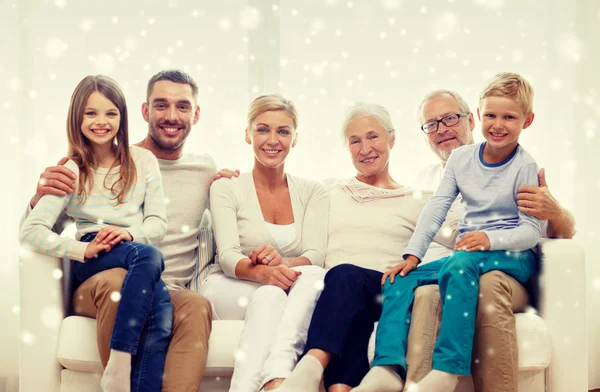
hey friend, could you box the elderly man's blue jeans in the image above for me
[75,232,173,392]
[373,249,536,377]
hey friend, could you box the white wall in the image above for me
[3,0,598,388]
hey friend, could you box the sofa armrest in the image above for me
[538,238,587,392]
[19,250,65,392]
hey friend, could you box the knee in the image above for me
[294,265,326,289]
[438,253,479,278]
[73,268,126,314]
[95,268,127,304]
[477,271,512,319]
[174,293,212,328]
[325,263,361,284]
[251,285,287,306]
[138,244,165,275]
[414,285,440,307]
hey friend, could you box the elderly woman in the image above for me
[201,94,329,392]
[277,103,459,392]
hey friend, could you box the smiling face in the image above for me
[345,114,395,179]
[246,110,297,169]
[142,80,199,155]
[478,95,534,157]
[420,93,475,163]
[80,91,120,149]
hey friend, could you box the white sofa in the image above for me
[19,237,587,392]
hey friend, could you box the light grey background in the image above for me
[2,0,598,388]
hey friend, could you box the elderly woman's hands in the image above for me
[249,244,283,266]
[381,255,419,285]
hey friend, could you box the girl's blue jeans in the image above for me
[75,233,173,392]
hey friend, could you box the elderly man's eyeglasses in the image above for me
[420,113,469,134]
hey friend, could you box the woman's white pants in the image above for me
[200,265,326,392]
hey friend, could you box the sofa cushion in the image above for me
[57,312,550,375]
[515,312,551,370]
[57,316,244,376]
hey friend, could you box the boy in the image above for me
[352,72,542,392]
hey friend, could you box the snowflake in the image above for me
[52,269,63,279]
[312,18,326,32]
[380,0,401,9]
[41,307,62,329]
[124,36,138,50]
[314,279,325,291]
[110,291,121,302]
[21,331,35,346]
[218,18,232,30]
[54,0,67,9]
[556,33,583,62]
[237,296,249,308]
[239,6,261,30]
[475,0,504,10]
[234,348,247,362]
[79,18,94,32]
[12,306,19,314]
[45,38,68,60]
[92,53,116,73]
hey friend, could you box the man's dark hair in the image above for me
[146,69,199,103]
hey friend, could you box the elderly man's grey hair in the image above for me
[417,89,471,124]
[341,102,395,144]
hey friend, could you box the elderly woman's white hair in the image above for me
[340,102,395,145]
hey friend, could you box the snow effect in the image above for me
[239,6,261,30]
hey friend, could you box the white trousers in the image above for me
[201,265,326,392]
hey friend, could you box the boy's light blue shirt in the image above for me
[404,142,542,261]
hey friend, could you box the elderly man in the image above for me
[24,69,218,391]
[408,89,576,392]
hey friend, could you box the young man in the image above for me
[25,70,218,392]
[405,87,576,392]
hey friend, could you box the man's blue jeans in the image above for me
[75,233,173,392]
[373,249,536,377]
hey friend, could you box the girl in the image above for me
[201,94,329,392]
[20,75,170,392]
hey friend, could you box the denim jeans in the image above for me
[373,249,536,377]
[75,233,173,392]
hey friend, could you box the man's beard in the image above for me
[149,122,187,151]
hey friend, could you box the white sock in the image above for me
[101,349,131,392]
[351,365,404,392]
[407,370,458,392]
[277,355,323,392]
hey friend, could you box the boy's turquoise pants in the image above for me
[373,249,536,377]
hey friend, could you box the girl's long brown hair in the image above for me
[67,75,136,204]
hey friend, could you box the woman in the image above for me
[277,103,459,392]
[201,94,329,392]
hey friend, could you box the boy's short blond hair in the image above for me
[479,72,534,115]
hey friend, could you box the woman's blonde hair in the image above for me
[67,75,136,204]
[479,72,534,115]
[247,94,299,129]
